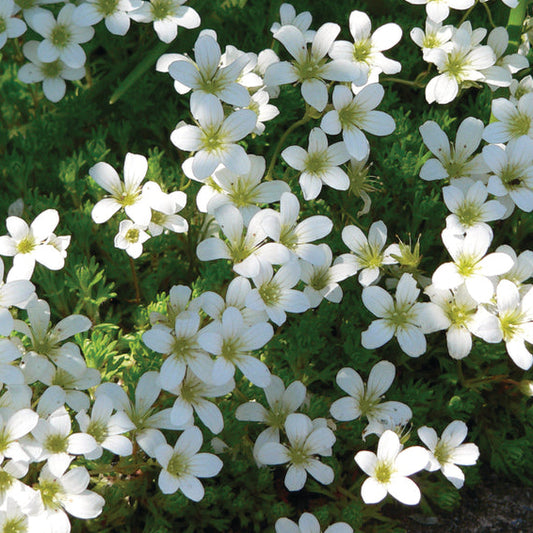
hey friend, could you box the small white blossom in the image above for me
[275,512,353,533]
[418,420,479,488]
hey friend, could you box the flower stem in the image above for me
[380,77,425,88]
[129,256,141,304]
[481,1,497,29]
[265,109,313,180]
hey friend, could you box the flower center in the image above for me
[433,440,452,465]
[374,460,394,484]
[444,157,467,180]
[228,236,253,264]
[265,402,288,429]
[455,201,483,228]
[3,516,27,533]
[0,429,11,454]
[338,101,364,130]
[45,433,69,454]
[41,60,63,79]
[258,281,282,307]
[294,52,324,81]
[16,236,35,254]
[353,39,372,63]
[305,151,329,175]
[385,303,416,330]
[309,267,330,291]
[150,0,175,20]
[456,254,478,278]
[229,180,255,207]
[0,470,13,495]
[151,211,166,225]
[87,419,108,444]
[507,112,531,139]
[51,368,77,388]
[220,336,242,362]
[358,243,383,269]
[443,52,467,81]
[499,163,524,190]
[50,24,72,49]
[357,391,380,417]
[38,479,62,511]
[171,336,194,360]
[0,17,6,34]
[422,33,441,49]
[288,444,309,466]
[445,301,473,327]
[167,451,191,477]
[180,378,205,403]
[96,0,120,16]
[499,310,523,342]
[201,126,224,153]
[198,73,226,96]
[125,228,140,243]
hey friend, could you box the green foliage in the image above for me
[3,0,533,532]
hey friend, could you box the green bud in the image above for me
[519,380,533,397]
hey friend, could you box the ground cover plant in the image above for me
[1,0,533,531]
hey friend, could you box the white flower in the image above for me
[18,39,85,102]
[337,220,400,287]
[30,406,97,477]
[75,394,134,460]
[0,209,69,281]
[114,219,150,258]
[168,33,251,106]
[72,0,142,36]
[424,284,484,359]
[330,361,412,438]
[196,204,289,278]
[130,0,200,43]
[483,94,533,143]
[90,152,152,225]
[0,258,34,336]
[418,420,479,488]
[261,192,333,265]
[410,19,454,61]
[320,84,395,161]
[418,117,488,181]
[0,0,26,49]
[265,23,359,111]
[424,28,497,104]
[442,178,506,234]
[198,306,273,387]
[270,3,314,42]
[247,90,280,135]
[155,426,222,500]
[0,409,38,462]
[165,371,234,434]
[486,27,528,88]
[235,375,306,464]
[195,155,289,225]
[404,0,475,24]
[432,226,514,303]
[496,245,533,287]
[14,298,91,377]
[245,261,309,326]
[142,182,188,236]
[361,273,441,357]
[355,430,429,505]
[34,461,105,527]
[257,413,335,491]
[478,279,533,369]
[96,372,190,458]
[329,10,402,86]
[26,4,94,69]
[171,93,256,180]
[483,136,533,213]
[275,512,353,533]
[300,244,356,308]
[509,75,533,104]
[282,128,350,200]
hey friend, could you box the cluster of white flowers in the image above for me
[4,0,533,530]
[10,0,200,101]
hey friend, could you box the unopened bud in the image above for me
[519,380,533,397]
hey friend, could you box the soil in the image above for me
[394,474,533,533]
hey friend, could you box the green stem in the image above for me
[265,109,313,179]
[458,2,477,25]
[481,1,497,28]
[380,77,425,88]
[129,256,141,304]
